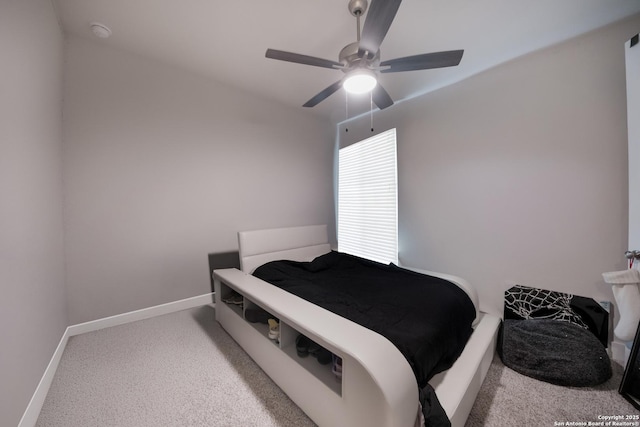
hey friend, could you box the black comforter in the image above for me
[253,251,475,425]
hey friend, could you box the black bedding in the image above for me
[252,251,476,426]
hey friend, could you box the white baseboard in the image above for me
[17,328,71,427]
[67,293,214,336]
[18,292,215,427]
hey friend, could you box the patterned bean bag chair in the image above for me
[498,318,612,386]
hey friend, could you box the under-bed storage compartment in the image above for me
[279,322,342,396]
[217,279,342,396]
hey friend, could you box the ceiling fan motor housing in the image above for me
[339,42,379,72]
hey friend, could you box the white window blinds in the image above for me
[338,128,398,264]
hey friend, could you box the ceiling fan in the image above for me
[265,0,464,110]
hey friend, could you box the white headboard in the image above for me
[238,225,331,274]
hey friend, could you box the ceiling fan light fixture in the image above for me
[343,69,377,94]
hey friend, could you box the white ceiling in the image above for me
[52,0,640,122]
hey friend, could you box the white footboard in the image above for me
[213,268,420,427]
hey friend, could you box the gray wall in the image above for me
[340,14,640,318]
[62,37,335,324]
[0,1,67,426]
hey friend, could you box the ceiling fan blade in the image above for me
[380,50,464,73]
[266,49,343,69]
[358,0,402,59]
[303,80,344,107]
[372,83,394,110]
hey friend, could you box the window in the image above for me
[338,128,398,264]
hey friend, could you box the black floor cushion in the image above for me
[499,319,612,387]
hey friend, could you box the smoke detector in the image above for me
[90,22,111,39]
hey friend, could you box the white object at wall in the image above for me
[602,269,640,341]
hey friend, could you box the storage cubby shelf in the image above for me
[217,279,342,396]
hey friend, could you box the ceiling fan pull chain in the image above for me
[345,91,349,132]
[370,92,374,132]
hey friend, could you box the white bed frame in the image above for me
[213,225,500,427]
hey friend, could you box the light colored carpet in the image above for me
[36,305,315,427]
[466,353,640,426]
[36,305,640,426]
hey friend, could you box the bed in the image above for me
[213,225,500,427]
